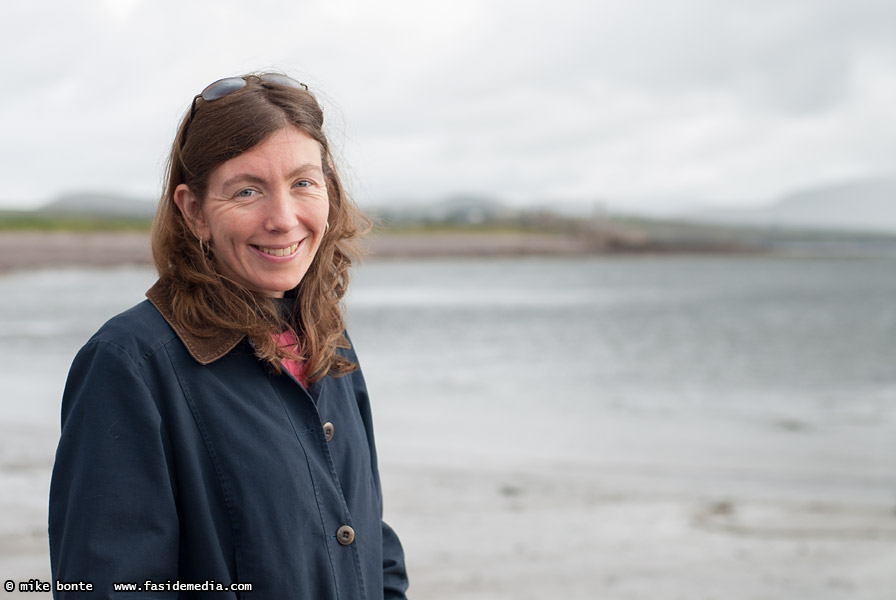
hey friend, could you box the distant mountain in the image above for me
[688,177,896,233]
[40,192,156,219]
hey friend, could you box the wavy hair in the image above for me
[151,73,367,382]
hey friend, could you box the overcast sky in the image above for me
[1,0,894,213]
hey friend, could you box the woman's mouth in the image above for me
[254,242,300,257]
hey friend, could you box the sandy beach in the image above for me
[0,231,152,271]
[3,419,895,599]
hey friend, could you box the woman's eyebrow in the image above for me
[220,173,266,188]
[289,164,324,178]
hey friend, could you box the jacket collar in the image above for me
[146,280,245,365]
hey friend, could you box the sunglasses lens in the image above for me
[200,77,247,102]
[260,74,309,91]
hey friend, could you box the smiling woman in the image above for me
[48,73,409,599]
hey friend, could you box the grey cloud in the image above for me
[2,0,895,210]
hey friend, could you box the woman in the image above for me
[49,73,409,599]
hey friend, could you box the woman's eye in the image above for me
[294,180,312,188]
[236,189,257,198]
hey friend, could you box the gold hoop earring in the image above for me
[199,236,208,254]
[324,222,330,235]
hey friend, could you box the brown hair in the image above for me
[151,73,368,382]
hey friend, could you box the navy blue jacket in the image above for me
[49,282,408,599]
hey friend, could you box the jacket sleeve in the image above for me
[49,339,179,599]
[361,387,410,600]
[345,337,410,599]
[381,520,409,600]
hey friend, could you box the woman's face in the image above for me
[174,127,330,297]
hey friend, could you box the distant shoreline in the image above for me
[0,231,152,272]
[2,228,891,273]
[0,229,761,273]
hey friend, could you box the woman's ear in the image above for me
[173,184,210,241]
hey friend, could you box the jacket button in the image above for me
[336,525,355,545]
[322,422,335,442]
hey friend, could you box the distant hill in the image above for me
[371,193,515,225]
[40,192,156,219]
[687,177,896,233]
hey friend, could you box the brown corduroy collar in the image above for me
[146,280,245,365]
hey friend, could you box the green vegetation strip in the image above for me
[0,213,152,232]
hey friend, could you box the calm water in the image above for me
[1,255,894,492]
[345,255,896,427]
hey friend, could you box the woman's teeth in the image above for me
[258,243,299,257]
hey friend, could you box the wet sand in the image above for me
[2,420,895,599]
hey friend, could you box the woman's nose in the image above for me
[263,187,299,232]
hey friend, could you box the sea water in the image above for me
[1,255,894,505]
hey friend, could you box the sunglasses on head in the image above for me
[180,74,309,148]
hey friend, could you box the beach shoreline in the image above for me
[0,230,599,272]
[0,228,766,273]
